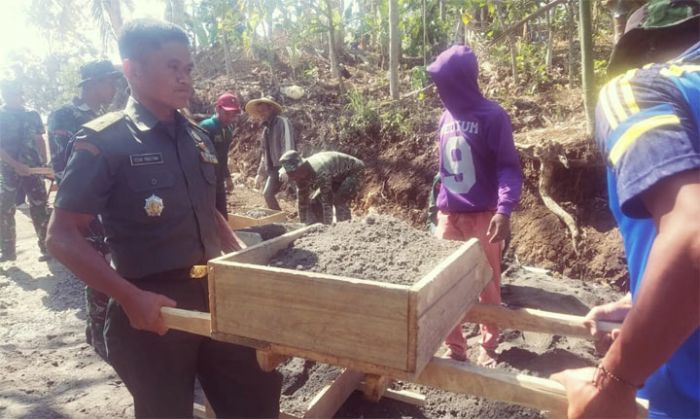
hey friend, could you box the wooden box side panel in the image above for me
[211,263,411,371]
[228,210,287,230]
[413,242,492,373]
[215,224,315,265]
[412,238,484,313]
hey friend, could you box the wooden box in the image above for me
[228,207,287,230]
[207,225,492,378]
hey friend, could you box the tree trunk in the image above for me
[494,1,518,83]
[222,31,233,78]
[264,0,274,45]
[105,0,123,37]
[389,0,400,99]
[166,0,186,28]
[422,0,427,66]
[439,0,445,21]
[545,7,554,71]
[579,0,595,134]
[324,0,343,90]
[336,0,345,55]
[567,0,576,88]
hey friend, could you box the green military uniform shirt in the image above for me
[55,97,222,279]
[296,151,365,224]
[48,98,98,182]
[0,105,45,172]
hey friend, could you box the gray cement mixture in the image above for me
[269,214,461,285]
[243,209,272,218]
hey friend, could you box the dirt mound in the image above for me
[269,214,461,285]
[510,124,626,286]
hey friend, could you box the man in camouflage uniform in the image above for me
[47,60,121,361]
[0,81,50,261]
[279,150,364,224]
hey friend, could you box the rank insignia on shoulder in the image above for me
[196,142,218,164]
[201,150,219,164]
[144,194,164,217]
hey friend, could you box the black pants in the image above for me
[105,272,282,418]
[263,169,282,211]
[215,179,228,219]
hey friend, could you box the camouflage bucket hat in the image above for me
[279,150,304,173]
[608,0,700,76]
[78,60,121,86]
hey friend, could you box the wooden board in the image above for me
[208,232,491,376]
[163,312,646,417]
[211,262,411,371]
[412,239,492,373]
[465,303,621,338]
[228,207,287,230]
[28,167,54,176]
[161,307,210,336]
[303,369,364,418]
[416,356,568,415]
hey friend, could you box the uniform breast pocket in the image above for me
[125,169,176,219]
[126,169,176,192]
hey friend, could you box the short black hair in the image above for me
[118,18,189,62]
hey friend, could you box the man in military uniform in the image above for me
[47,60,122,361]
[0,81,50,261]
[199,92,242,218]
[279,150,364,224]
[46,19,281,417]
[246,97,295,211]
[48,60,121,183]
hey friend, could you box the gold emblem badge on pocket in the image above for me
[144,194,164,217]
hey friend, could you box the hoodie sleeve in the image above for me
[489,110,523,216]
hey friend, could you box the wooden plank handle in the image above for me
[416,356,647,418]
[161,307,211,337]
[465,304,621,339]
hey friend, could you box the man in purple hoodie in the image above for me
[427,45,523,367]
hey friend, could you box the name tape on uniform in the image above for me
[130,153,164,166]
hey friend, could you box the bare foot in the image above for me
[478,347,498,368]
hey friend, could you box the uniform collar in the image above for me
[72,97,92,112]
[124,96,160,132]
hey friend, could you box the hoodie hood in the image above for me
[427,45,486,116]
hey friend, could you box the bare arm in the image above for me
[0,149,31,176]
[46,208,176,335]
[554,169,700,417]
[214,209,245,252]
[603,169,700,385]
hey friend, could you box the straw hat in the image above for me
[245,97,282,118]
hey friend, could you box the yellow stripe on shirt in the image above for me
[609,114,681,166]
[661,64,700,78]
[607,77,629,124]
[599,83,619,129]
[620,69,640,116]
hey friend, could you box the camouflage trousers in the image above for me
[85,286,110,361]
[310,175,360,223]
[0,170,49,256]
[85,219,110,361]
